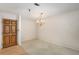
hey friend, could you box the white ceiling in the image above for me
[0,3,79,19]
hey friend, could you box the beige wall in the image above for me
[38,10,79,51]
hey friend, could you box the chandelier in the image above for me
[36,12,45,26]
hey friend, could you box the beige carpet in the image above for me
[22,39,79,55]
[0,45,28,55]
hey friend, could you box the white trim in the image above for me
[17,15,22,46]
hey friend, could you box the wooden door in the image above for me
[3,19,17,48]
[10,20,17,46]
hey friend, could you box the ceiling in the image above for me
[0,3,79,19]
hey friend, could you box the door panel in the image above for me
[10,20,17,46]
[3,19,10,24]
[3,19,17,48]
[11,25,16,33]
[11,20,16,24]
[3,35,10,48]
[10,35,17,46]
[3,25,10,34]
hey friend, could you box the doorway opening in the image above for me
[3,18,17,48]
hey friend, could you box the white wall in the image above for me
[21,17,36,42]
[39,10,79,51]
[0,16,2,48]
